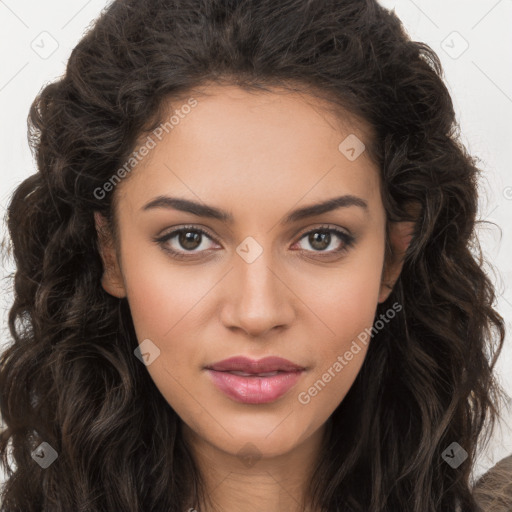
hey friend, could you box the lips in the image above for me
[206,356,305,374]
[205,356,306,404]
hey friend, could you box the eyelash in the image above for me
[154,224,356,261]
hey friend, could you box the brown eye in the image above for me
[307,231,332,251]
[294,226,355,254]
[155,226,220,259]
[178,230,202,250]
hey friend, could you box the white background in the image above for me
[0,0,511,483]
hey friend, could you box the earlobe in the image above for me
[94,211,127,298]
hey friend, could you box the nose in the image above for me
[220,249,296,338]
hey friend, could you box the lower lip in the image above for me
[206,369,304,404]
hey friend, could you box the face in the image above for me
[96,84,408,464]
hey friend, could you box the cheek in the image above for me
[330,258,383,341]
[119,246,211,419]
[304,238,385,348]
[296,240,385,403]
[120,240,211,341]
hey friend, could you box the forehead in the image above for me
[116,84,382,217]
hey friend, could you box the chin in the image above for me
[190,412,321,461]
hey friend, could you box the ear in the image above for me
[378,204,420,304]
[94,211,127,298]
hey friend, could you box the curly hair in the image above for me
[0,0,506,510]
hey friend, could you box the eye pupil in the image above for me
[179,231,201,250]
[309,231,330,250]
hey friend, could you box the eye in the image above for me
[291,225,355,256]
[154,224,356,261]
[154,225,220,259]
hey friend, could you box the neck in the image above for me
[182,421,330,512]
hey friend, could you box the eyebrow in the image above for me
[142,194,368,224]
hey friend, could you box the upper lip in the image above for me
[205,356,305,373]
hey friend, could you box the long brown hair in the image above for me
[0,0,506,510]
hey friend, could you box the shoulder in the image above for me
[473,454,512,511]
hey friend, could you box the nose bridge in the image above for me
[238,248,277,302]
[223,238,294,336]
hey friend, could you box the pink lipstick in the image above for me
[205,356,305,404]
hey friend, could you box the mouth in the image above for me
[204,356,306,404]
[205,356,305,374]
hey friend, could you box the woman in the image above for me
[0,0,506,510]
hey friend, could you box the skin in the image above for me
[95,84,414,512]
